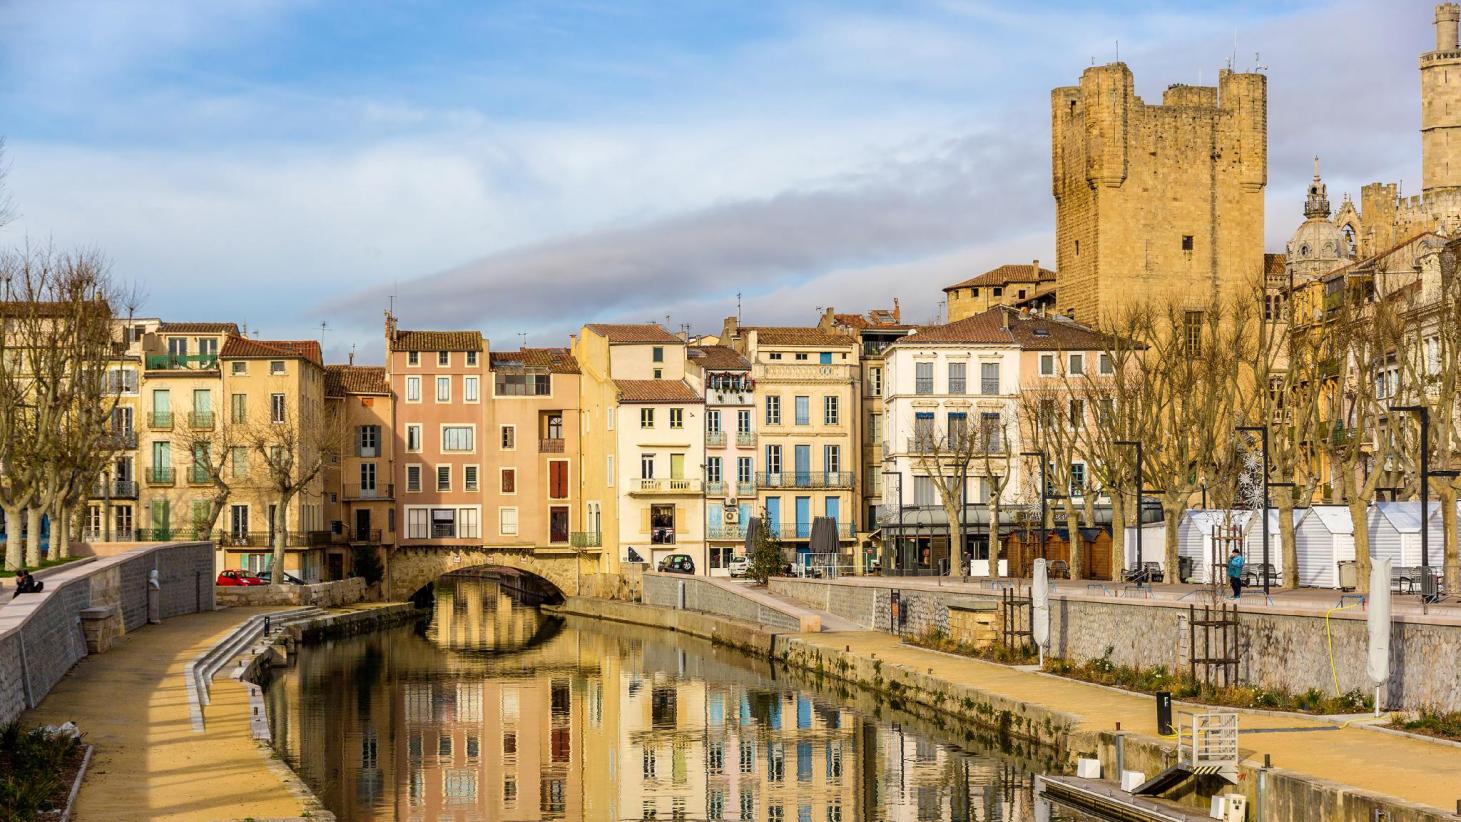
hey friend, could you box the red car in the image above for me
[217,570,265,586]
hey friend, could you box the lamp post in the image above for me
[1115,440,1142,577]
[1020,451,1047,566]
[1237,425,1272,595]
[1391,405,1433,597]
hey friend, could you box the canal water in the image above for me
[265,575,1088,821]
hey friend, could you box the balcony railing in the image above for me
[213,531,288,548]
[93,479,139,499]
[632,478,703,494]
[147,412,174,430]
[539,438,565,453]
[650,527,676,545]
[757,363,853,382]
[736,432,756,447]
[107,429,138,449]
[188,411,215,430]
[344,483,394,500]
[755,472,854,490]
[188,465,214,485]
[145,353,219,371]
[706,431,727,447]
[570,531,602,548]
[762,522,856,540]
[350,528,383,543]
[708,524,747,540]
[706,480,726,496]
[307,530,347,547]
[736,480,756,497]
[146,466,175,486]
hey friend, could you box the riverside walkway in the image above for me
[793,629,1461,814]
[23,606,313,822]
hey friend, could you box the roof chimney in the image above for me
[1000,306,1011,331]
[893,297,901,323]
[348,350,355,366]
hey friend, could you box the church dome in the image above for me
[1286,158,1354,271]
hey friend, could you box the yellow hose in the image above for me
[1325,601,1361,696]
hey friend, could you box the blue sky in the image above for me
[0,0,1434,361]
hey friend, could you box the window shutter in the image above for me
[640,507,651,534]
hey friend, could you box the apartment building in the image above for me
[384,314,488,550]
[688,344,754,575]
[721,319,860,568]
[485,347,584,555]
[214,335,328,578]
[882,305,1109,575]
[324,363,394,580]
[575,324,705,573]
[87,318,155,542]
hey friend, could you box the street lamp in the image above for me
[1236,426,1273,595]
[1020,451,1047,565]
[1391,405,1436,599]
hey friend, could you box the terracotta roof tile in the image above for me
[744,326,854,347]
[892,306,1110,351]
[614,379,703,403]
[221,336,323,366]
[324,365,389,396]
[390,329,484,352]
[489,347,581,374]
[157,322,240,334]
[689,345,750,371]
[585,323,683,344]
[944,262,1056,291]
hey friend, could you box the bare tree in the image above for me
[908,410,1012,576]
[1020,379,1086,578]
[973,410,1013,578]
[247,398,343,579]
[176,416,247,541]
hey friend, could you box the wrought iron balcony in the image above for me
[736,480,756,497]
[350,528,383,544]
[107,429,138,449]
[147,412,174,431]
[146,466,175,486]
[650,527,676,545]
[92,479,138,499]
[188,465,214,485]
[344,483,394,500]
[188,411,215,430]
[762,522,856,540]
[708,524,747,540]
[736,432,757,447]
[570,531,602,548]
[706,431,727,447]
[705,480,726,496]
[754,472,854,490]
[539,438,565,453]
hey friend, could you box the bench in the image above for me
[1048,560,1070,579]
[1242,563,1279,588]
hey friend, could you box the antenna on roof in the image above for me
[319,321,330,349]
[1115,39,1119,61]
[737,292,742,325]
[517,332,527,349]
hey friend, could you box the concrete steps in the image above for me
[184,608,322,732]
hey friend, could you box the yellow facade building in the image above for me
[323,363,395,580]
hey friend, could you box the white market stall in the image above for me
[1176,510,1254,584]
[1122,522,1166,575]
[1368,502,1444,574]
[1238,509,1301,582]
[1293,505,1357,588]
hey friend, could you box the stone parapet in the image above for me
[216,577,368,609]
[643,573,819,632]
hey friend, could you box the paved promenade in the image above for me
[793,630,1461,814]
[24,606,310,822]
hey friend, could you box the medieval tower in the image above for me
[1051,63,1267,324]
[1423,3,1461,192]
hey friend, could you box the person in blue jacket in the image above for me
[1226,548,1245,600]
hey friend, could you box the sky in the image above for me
[0,0,1438,362]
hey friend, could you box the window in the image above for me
[769,352,782,360]
[464,465,479,491]
[913,412,935,450]
[459,508,479,538]
[406,376,421,401]
[607,455,614,486]
[1070,463,1086,496]
[230,393,247,424]
[230,446,249,478]
[795,352,808,361]
[230,361,246,376]
[359,462,377,491]
[736,409,751,434]
[669,408,684,429]
[652,368,662,380]
[406,424,422,452]
[641,408,655,428]
[737,457,753,484]
[915,362,933,394]
[979,412,1002,452]
[794,396,809,425]
[947,412,968,449]
[270,393,285,423]
[442,426,474,452]
[1099,353,1114,375]
[765,445,782,475]
[707,409,722,433]
[270,360,285,375]
[500,425,516,450]
[824,445,840,475]
[980,362,1000,394]
[765,395,781,425]
[992,286,1003,297]
[947,362,966,394]
[869,412,881,440]
[549,461,569,499]
[1184,311,1203,355]
[466,351,477,366]
[652,346,664,362]
[494,371,550,395]
[913,475,935,507]
[407,351,420,366]
[464,376,479,402]
[407,508,428,538]
[406,465,422,493]
[501,469,516,493]
[438,351,449,366]
[1039,354,1055,376]
[823,396,839,425]
[1068,353,1084,375]
[437,466,451,491]
[706,457,723,484]
[358,425,379,454]
[430,508,456,538]
[640,453,655,479]
[436,376,450,402]
[1069,398,1084,427]
[1181,234,1194,251]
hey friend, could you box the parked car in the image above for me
[257,569,306,585]
[217,570,265,586]
[657,554,696,575]
[727,555,749,577]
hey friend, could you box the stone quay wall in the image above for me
[642,573,818,632]
[216,577,368,609]
[0,542,215,725]
[770,577,1461,712]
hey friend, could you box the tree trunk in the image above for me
[1163,502,1182,584]
[271,491,294,585]
[1063,499,1083,579]
[1347,496,1372,595]
[2,506,21,570]
[1277,491,1299,589]
[987,499,1002,578]
[1440,485,1459,596]
[943,496,963,577]
[25,507,43,568]
[55,506,70,560]
[1109,492,1127,582]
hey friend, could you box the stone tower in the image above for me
[1423,3,1461,192]
[1051,63,1267,324]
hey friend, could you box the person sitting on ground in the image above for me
[12,570,36,597]
[1226,548,1245,600]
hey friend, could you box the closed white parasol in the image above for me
[1033,558,1050,666]
[1367,557,1392,716]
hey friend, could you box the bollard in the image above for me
[1155,691,1173,736]
[264,615,271,636]
[1114,731,1126,782]
[1257,761,1268,822]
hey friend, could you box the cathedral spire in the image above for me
[1304,155,1331,219]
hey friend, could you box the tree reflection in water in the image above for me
[265,575,1089,821]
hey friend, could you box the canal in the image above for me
[265,575,1089,820]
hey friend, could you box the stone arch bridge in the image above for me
[387,546,590,601]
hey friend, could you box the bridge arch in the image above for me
[388,546,580,602]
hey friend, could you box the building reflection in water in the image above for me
[266,575,1064,821]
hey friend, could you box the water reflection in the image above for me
[266,576,1080,821]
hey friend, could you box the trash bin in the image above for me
[1337,560,1357,591]
[1178,556,1193,584]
